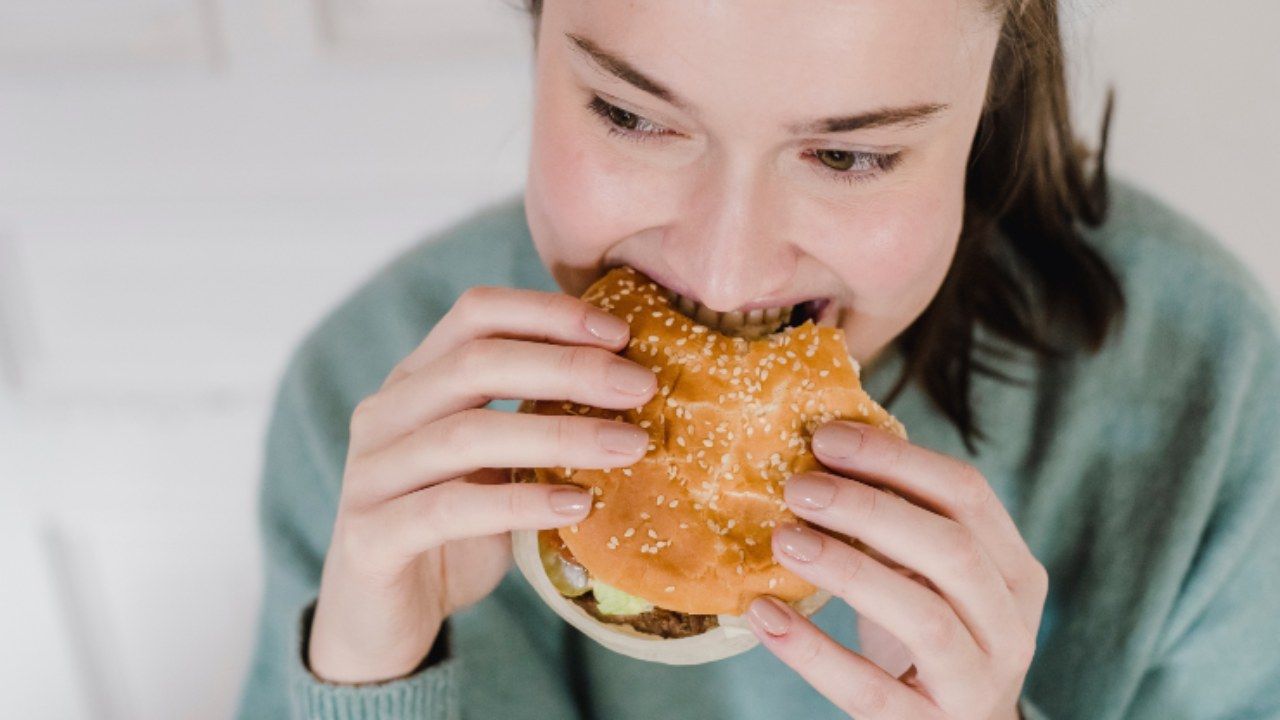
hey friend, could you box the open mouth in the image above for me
[657,288,831,340]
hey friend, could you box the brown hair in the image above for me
[518,0,1124,455]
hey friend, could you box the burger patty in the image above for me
[571,591,719,639]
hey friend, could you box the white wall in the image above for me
[0,1,1275,718]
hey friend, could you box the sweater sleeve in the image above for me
[234,353,463,719]
[1119,300,1280,718]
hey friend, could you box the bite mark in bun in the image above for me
[512,266,906,662]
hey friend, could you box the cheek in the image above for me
[528,90,657,264]
[808,184,963,309]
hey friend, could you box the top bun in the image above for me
[515,266,906,616]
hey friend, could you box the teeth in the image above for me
[694,302,720,327]
[718,310,745,331]
[668,291,799,337]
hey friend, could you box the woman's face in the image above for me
[524,0,1002,367]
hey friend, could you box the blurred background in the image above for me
[0,0,1275,717]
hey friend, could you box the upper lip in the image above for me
[606,260,825,314]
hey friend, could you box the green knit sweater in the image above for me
[236,179,1280,719]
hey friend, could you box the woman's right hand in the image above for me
[307,285,658,684]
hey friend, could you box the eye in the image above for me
[586,93,903,184]
[807,148,903,184]
[586,95,673,142]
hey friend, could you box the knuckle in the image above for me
[953,463,994,516]
[416,486,456,548]
[337,513,387,566]
[459,284,500,309]
[349,395,379,435]
[551,414,578,459]
[793,632,824,669]
[915,598,958,652]
[451,286,492,325]
[1010,629,1038,668]
[538,288,572,315]
[555,344,597,379]
[843,677,890,716]
[849,482,882,526]
[1023,558,1050,600]
[452,338,490,384]
[505,484,539,520]
[878,429,908,472]
[831,546,869,597]
[946,525,986,577]
[439,408,483,457]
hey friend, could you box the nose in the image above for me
[662,160,794,313]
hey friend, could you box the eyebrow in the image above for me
[565,32,949,135]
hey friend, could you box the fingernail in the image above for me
[786,473,836,510]
[774,523,823,562]
[747,596,792,636]
[597,423,649,456]
[812,423,864,461]
[606,361,656,396]
[549,488,591,515]
[584,310,629,342]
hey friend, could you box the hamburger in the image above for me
[511,265,906,664]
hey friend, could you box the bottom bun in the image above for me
[512,527,833,665]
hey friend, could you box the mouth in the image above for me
[656,287,833,340]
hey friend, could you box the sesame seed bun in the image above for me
[511,266,906,664]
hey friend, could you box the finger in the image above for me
[360,479,593,567]
[770,523,991,711]
[349,408,650,502]
[744,595,944,720]
[383,286,632,389]
[784,471,1026,659]
[811,421,1049,628]
[350,338,657,453]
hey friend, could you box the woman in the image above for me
[237,1,1280,718]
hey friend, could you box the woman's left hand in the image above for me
[746,420,1048,720]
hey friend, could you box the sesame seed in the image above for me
[679,522,689,529]
[665,586,675,593]
[624,528,636,538]
[640,512,651,520]
[669,499,679,508]
[594,501,605,509]
[656,494,665,505]
[769,578,778,589]
[648,529,658,539]
[570,525,579,533]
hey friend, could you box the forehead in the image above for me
[556,0,999,124]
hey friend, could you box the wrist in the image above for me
[306,596,444,684]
